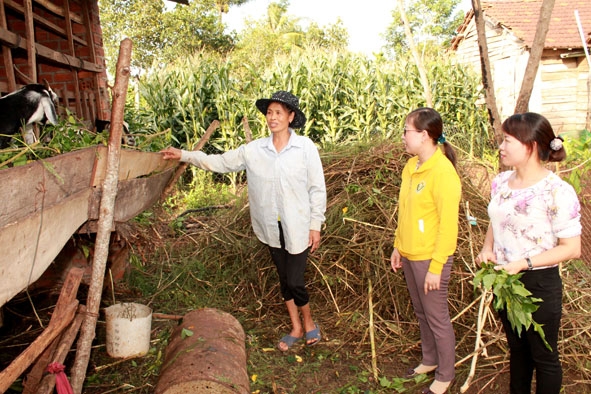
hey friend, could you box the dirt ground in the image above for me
[0,246,588,394]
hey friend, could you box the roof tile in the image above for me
[482,0,591,48]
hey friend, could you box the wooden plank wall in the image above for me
[540,54,590,134]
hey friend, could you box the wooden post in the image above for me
[242,116,253,143]
[161,119,219,198]
[69,38,132,394]
[0,0,16,91]
[23,0,36,82]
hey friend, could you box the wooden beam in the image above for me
[0,27,102,73]
[36,305,86,394]
[81,0,108,120]
[162,120,219,198]
[35,0,83,24]
[0,0,16,91]
[23,0,36,83]
[0,268,84,393]
[4,0,86,45]
[64,0,82,115]
[22,268,84,394]
[0,300,78,393]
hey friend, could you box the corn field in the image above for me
[129,50,493,158]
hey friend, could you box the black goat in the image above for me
[0,83,59,148]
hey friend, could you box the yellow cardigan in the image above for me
[393,148,462,274]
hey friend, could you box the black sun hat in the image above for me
[255,91,306,129]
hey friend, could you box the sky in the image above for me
[223,0,473,55]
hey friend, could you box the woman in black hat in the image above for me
[161,91,326,351]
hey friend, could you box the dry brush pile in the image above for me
[171,141,590,391]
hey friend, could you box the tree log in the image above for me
[154,308,249,394]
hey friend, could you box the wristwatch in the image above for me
[526,257,533,270]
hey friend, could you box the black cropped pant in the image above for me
[498,266,562,394]
[268,222,310,307]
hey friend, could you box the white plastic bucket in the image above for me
[105,302,152,358]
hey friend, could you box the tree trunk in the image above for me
[398,0,432,107]
[155,308,249,394]
[514,0,556,113]
[69,38,132,394]
[471,0,503,146]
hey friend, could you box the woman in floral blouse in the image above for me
[476,112,581,394]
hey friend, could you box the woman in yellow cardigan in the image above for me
[390,107,461,394]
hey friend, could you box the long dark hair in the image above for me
[501,112,566,162]
[407,107,457,169]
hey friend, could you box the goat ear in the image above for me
[41,97,59,125]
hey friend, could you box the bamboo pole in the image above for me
[368,278,378,381]
[69,38,132,394]
[460,289,493,393]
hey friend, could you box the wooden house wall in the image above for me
[0,0,111,126]
[539,53,589,134]
[453,18,589,133]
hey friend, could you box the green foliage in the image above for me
[180,327,194,339]
[561,129,591,197]
[474,262,551,351]
[230,0,349,72]
[0,110,109,169]
[182,170,238,208]
[98,0,234,73]
[384,0,465,56]
[378,373,429,392]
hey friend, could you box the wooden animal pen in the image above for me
[0,0,111,124]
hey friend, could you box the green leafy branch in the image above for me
[473,262,551,351]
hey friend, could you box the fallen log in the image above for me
[154,308,249,394]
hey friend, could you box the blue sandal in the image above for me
[278,334,303,351]
[305,323,321,347]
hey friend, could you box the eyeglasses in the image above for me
[403,128,423,135]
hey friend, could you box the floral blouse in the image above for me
[488,171,581,267]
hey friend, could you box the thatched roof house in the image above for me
[0,0,111,126]
[451,0,591,134]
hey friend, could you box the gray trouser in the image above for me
[402,256,455,382]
